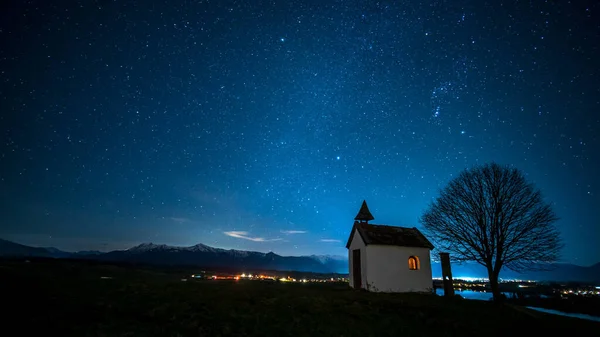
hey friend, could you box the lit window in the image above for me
[408,256,420,270]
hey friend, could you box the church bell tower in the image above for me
[354,200,374,224]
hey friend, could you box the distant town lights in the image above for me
[190,272,347,284]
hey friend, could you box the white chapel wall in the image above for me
[365,245,432,292]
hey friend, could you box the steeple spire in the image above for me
[354,200,374,223]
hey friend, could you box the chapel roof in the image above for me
[346,222,434,250]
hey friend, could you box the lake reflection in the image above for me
[435,288,600,322]
[435,288,495,301]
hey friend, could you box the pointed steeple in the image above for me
[354,200,374,223]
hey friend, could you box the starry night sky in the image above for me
[1,1,598,265]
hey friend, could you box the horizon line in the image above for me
[1,237,597,268]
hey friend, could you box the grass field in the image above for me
[2,259,598,337]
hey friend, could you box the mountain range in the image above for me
[0,238,598,283]
[0,239,348,274]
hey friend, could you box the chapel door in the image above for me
[352,249,362,289]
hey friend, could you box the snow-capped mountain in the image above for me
[310,254,347,264]
[127,243,171,252]
[186,243,227,253]
[95,242,347,273]
[123,243,347,267]
[126,242,259,255]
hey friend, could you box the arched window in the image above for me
[408,256,420,270]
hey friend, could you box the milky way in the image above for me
[1,1,598,265]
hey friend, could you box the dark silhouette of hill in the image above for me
[0,238,56,257]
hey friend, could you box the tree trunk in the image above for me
[488,268,502,302]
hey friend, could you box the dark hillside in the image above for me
[2,259,597,337]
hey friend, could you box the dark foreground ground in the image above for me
[2,259,598,337]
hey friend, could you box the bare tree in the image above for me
[420,162,562,301]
